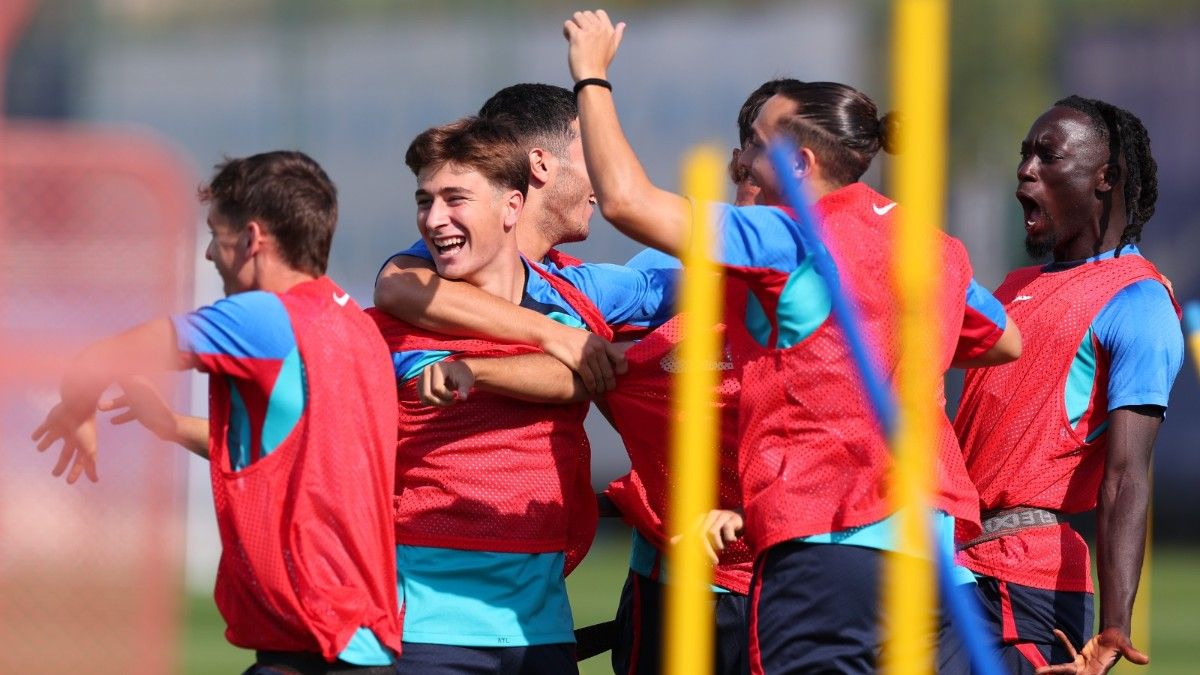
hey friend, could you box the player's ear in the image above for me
[528,147,553,188]
[502,190,523,231]
[1096,161,1119,194]
[243,220,266,255]
[795,147,815,179]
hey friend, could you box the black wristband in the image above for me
[573,78,612,96]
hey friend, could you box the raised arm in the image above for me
[564,10,692,255]
[31,318,184,483]
[951,312,1022,368]
[376,253,623,393]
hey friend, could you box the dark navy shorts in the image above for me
[611,570,750,675]
[394,642,575,675]
[972,576,1094,673]
[748,542,970,675]
[243,651,397,675]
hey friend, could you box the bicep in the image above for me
[1097,282,1184,410]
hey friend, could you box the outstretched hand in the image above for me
[31,401,98,484]
[99,376,178,441]
[563,9,626,81]
[1035,627,1149,675]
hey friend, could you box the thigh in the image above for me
[612,571,663,675]
[750,542,882,675]
[973,577,1094,673]
[395,642,498,675]
[713,591,750,675]
[510,643,577,675]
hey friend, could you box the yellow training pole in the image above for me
[665,145,725,675]
[884,1,949,674]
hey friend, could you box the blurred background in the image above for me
[2,0,1197,673]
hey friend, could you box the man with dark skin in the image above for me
[953,97,1183,675]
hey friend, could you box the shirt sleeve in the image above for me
[375,239,433,279]
[170,291,296,378]
[551,263,679,329]
[954,278,1008,362]
[712,203,809,272]
[1092,279,1184,410]
[391,349,455,383]
[625,247,682,271]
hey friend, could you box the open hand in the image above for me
[1035,627,1149,675]
[99,376,179,441]
[563,9,626,82]
[31,401,99,484]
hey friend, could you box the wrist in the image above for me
[573,71,608,83]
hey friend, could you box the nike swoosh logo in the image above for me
[1014,295,1033,301]
[332,291,351,307]
[872,202,897,216]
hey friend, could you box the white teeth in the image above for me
[433,235,465,253]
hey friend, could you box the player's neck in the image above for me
[251,255,318,294]
[515,203,554,262]
[467,249,525,304]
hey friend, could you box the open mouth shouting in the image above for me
[1016,190,1044,235]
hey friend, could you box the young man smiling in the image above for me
[370,116,674,675]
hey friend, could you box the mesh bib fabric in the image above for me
[369,264,613,575]
[955,255,1178,591]
[602,288,754,594]
[210,277,402,660]
[729,184,980,554]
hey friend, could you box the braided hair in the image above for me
[1055,95,1158,251]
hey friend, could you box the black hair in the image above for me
[737,78,805,146]
[773,81,898,187]
[1055,95,1157,249]
[478,83,577,157]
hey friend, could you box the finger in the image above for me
[1120,644,1150,665]
[1051,629,1079,660]
[595,352,616,393]
[606,343,628,375]
[596,9,611,27]
[31,419,49,442]
[1034,666,1073,675]
[668,533,683,546]
[578,356,600,395]
[110,410,137,425]
[700,510,723,533]
[36,428,63,452]
[614,21,626,48]
[97,395,127,412]
[52,442,74,477]
[720,521,740,545]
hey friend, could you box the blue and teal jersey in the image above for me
[1047,247,1183,435]
[171,291,392,665]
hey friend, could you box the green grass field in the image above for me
[182,534,1200,674]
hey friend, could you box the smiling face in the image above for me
[1016,105,1111,260]
[415,162,521,284]
[736,94,800,206]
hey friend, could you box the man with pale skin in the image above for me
[375,83,628,394]
[33,151,403,674]
[373,116,676,674]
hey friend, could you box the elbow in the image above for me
[598,192,637,227]
[373,268,437,319]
